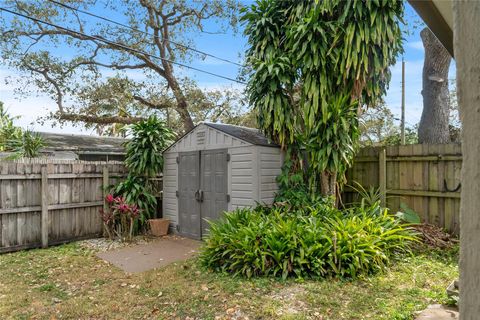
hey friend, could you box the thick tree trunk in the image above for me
[320,171,336,197]
[418,28,452,144]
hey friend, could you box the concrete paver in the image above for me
[415,304,459,320]
[97,236,201,273]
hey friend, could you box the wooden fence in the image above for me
[0,159,128,253]
[344,144,462,234]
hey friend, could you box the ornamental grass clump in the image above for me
[200,201,417,279]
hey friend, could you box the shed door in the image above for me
[200,149,228,237]
[178,151,201,239]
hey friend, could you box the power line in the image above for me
[47,0,245,68]
[0,7,246,85]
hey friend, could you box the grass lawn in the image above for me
[0,243,457,320]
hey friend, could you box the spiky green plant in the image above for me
[0,103,45,158]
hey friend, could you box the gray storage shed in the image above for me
[162,123,283,239]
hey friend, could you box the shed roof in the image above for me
[38,132,127,154]
[203,123,278,147]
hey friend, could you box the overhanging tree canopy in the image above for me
[0,0,241,134]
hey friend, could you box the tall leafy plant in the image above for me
[124,116,175,177]
[113,116,175,227]
[0,102,45,158]
[242,0,404,199]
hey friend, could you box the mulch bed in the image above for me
[412,223,458,248]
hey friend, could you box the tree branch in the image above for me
[57,113,144,125]
[23,63,65,113]
[132,95,172,110]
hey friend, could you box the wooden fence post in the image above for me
[379,149,387,207]
[41,166,49,248]
[103,166,109,207]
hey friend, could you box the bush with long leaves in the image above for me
[100,194,140,241]
[124,116,176,177]
[200,201,416,279]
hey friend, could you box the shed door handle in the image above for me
[199,190,204,202]
[194,190,200,201]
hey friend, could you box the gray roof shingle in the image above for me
[37,132,127,153]
[203,123,278,147]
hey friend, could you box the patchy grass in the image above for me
[0,243,458,319]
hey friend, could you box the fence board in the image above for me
[345,143,462,234]
[0,159,129,253]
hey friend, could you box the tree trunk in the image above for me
[163,67,194,133]
[320,171,336,197]
[418,28,452,144]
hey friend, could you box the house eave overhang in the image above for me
[408,0,454,57]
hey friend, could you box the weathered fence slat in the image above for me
[345,143,461,234]
[41,166,48,248]
[0,159,136,253]
[378,149,386,207]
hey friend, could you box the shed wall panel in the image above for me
[229,146,258,210]
[162,152,178,226]
[259,147,283,204]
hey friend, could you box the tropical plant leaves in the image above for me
[242,0,404,195]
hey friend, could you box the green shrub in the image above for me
[109,116,174,232]
[112,175,157,226]
[200,202,416,279]
[0,104,46,159]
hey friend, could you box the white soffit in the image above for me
[432,0,453,29]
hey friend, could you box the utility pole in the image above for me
[401,59,406,145]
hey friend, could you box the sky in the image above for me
[0,1,455,136]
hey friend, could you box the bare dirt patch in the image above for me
[269,285,311,317]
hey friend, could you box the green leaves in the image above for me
[200,201,416,279]
[124,115,175,178]
[112,116,174,231]
[243,0,404,196]
[113,176,157,228]
[396,203,421,224]
[0,103,46,159]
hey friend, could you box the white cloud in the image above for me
[198,82,246,92]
